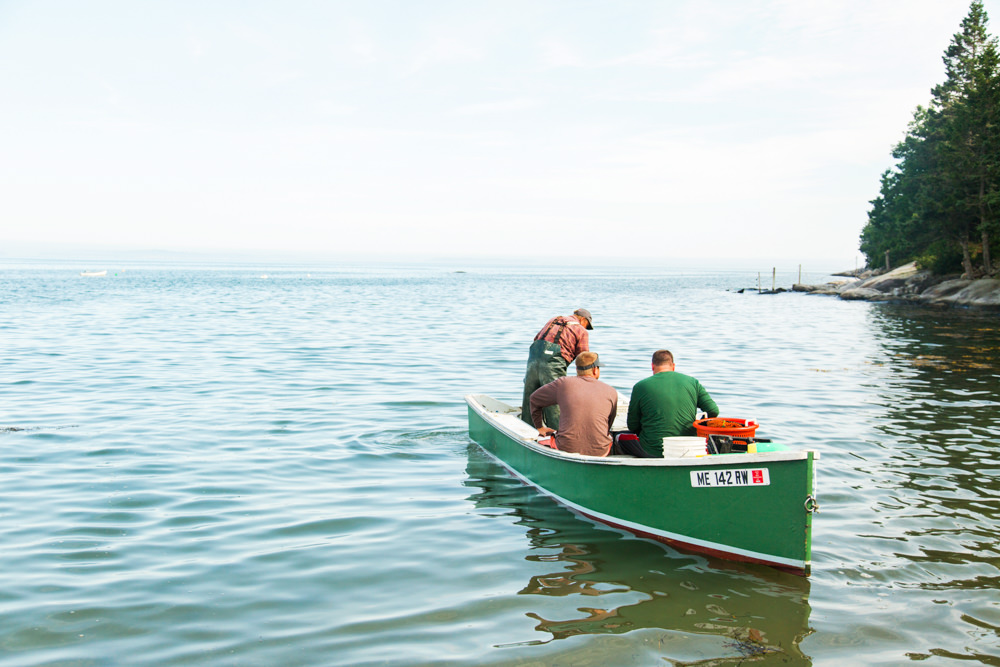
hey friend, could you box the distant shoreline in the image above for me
[793,262,1000,310]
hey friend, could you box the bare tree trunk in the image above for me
[979,177,992,274]
[984,229,993,274]
[961,232,975,278]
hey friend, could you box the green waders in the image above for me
[520,338,569,429]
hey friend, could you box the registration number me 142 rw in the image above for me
[690,468,770,488]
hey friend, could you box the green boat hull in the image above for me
[466,394,818,575]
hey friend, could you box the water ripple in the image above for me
[1,265,998,665]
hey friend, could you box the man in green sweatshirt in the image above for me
[626,349,719,457]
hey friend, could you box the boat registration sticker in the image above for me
[690,468,770,488]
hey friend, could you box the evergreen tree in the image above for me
[860,1,1000,275]
[931,0,1000,276]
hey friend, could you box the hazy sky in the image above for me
[1,1,995,266]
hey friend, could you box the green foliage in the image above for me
[914,239,965,274]
[860,169,925,265]
[862,1,1000,275]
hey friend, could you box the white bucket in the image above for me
[661,436,707,458]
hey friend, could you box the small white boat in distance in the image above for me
[80,270,107,277]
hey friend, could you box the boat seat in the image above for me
[492,413,544,440]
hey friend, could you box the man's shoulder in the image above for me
[650,371,697,383]
[632,374,657,391]
[572,376,615,392]
[592,378,617,393]
[632,372,687,395]
[543,315,585,333]
[532,375,569,394]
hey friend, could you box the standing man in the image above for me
[520,308,593,428]
[627,349,719,457]
[529,352,618,457]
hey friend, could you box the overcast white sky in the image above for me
[1,1,995,267]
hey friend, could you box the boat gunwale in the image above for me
[465,393,820,466]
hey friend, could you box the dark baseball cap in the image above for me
[574,308,594,329]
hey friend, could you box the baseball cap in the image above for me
[574,308,594,329]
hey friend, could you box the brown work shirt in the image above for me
[529,375,618,457]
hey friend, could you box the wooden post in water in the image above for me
[798,264,802,285]
[757,272,761,293]
[772,268,776,292]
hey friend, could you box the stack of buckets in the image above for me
[662,418,759,457]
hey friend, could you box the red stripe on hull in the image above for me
[574,507,809,576]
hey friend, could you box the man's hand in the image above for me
[537,426,555,436]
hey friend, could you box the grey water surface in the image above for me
[1,262,998,666]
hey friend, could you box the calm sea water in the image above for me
[1,261,998,666]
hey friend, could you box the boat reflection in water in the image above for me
[465,446,814,664]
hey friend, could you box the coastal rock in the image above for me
[936,279,1000,307]
[832,268,880,279]
[915,279,972,303]
[839,287,889,301]
[857,262,927,292]
[793,264,1000,311]
[793,278,860,294]
[795,284,837,294]
[835,279,863,293]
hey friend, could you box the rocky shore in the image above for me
[794,261,1000,309]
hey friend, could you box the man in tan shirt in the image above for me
[529,352,618,457]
